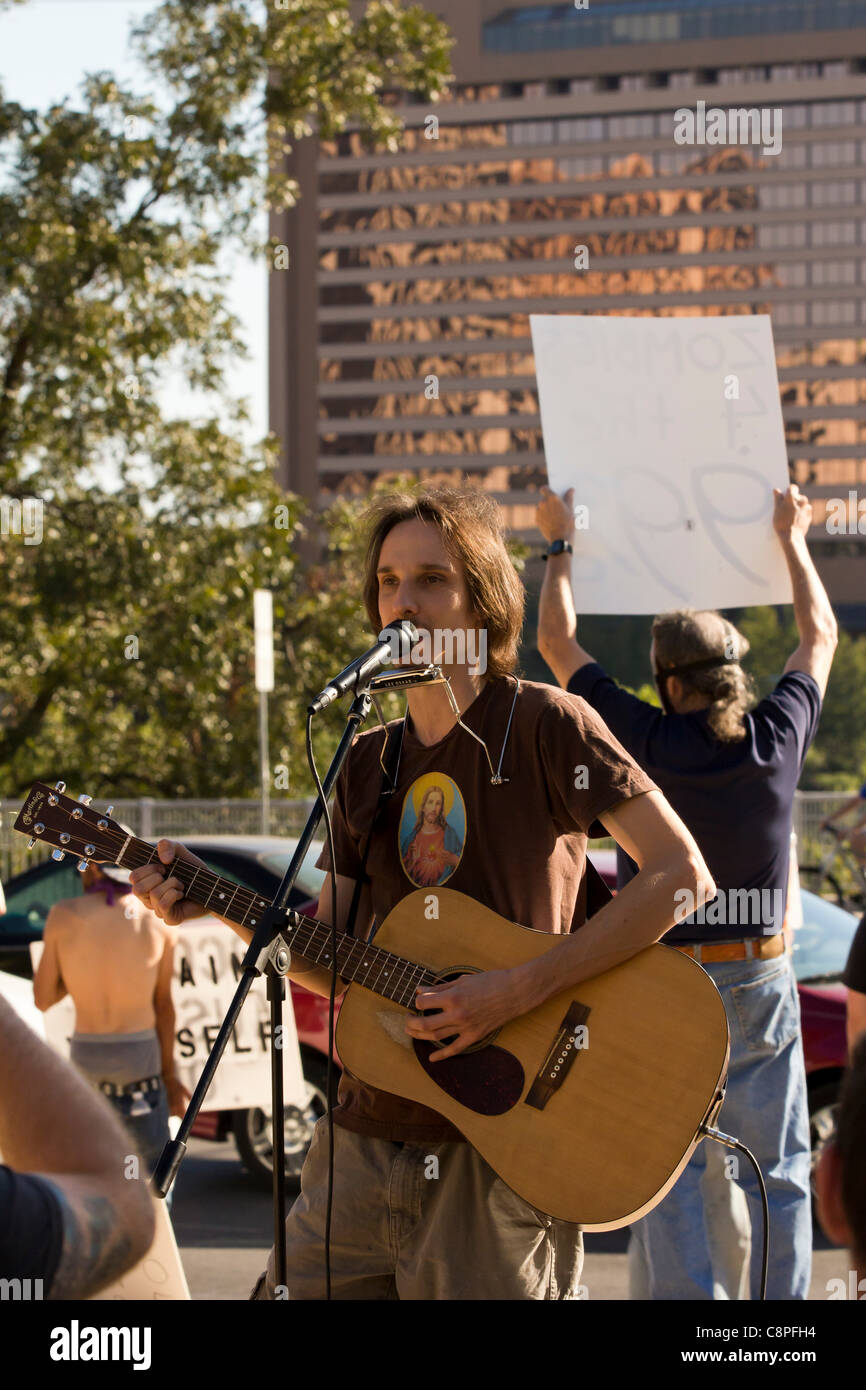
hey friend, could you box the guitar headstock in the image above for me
[14,781,129,871]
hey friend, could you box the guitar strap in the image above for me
[342,717,406,943]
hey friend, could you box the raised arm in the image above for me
[535,486,596,688]
[775,485,838,699]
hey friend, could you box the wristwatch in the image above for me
[541,539,574,561]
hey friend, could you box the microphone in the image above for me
[308,621,419,714]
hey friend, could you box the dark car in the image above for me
[0,835,336,1189]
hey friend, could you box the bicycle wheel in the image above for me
[799,865,845,906]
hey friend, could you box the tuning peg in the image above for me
[54,781,66,793]
[51,849,66,861]
[76,859,88,872]
[77,793,92,806]
[105,804,115,816]
[27,838,35,850]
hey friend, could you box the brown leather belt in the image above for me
[675,932,788,964]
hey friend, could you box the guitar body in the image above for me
[10,783,729,1232]
[336,889,729,1230]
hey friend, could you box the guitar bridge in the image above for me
[524,1000,591,1111]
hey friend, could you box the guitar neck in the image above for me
[119,836,434,1009]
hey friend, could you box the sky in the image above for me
[0,0,268,446]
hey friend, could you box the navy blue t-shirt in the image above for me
[566,664,822,943]
[0,1164,64,1295]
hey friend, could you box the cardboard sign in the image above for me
[90,1195,190,1301]
[30,919,306,1112]
[530,314,792,614]
[0,1028,188,1301]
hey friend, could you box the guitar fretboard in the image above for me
[119,836,436,1009]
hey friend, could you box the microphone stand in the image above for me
[152,663,447,1292]
[151,685,373,1291]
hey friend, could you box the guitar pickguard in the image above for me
[375,1009,414,1050]
[411,1039,525,1115]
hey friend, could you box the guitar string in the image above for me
[40,819,436,1007]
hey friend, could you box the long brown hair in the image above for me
[652,609,754,742]
[361,485,524,681]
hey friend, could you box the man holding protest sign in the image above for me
[536,482,837,1300]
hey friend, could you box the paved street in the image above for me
[171,1137,855,1302]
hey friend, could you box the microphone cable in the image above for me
[700,1124,770,1301]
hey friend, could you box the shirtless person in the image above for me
[34,861,189,1179]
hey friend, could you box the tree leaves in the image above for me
[0,0,454,798]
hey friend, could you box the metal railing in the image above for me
[0,798,319,885]
[0,790,859,889]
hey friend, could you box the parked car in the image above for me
[790,888,854,1207]
[0,835,336,1189]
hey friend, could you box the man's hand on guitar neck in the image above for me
[129,841,212,927]
[130,839,358,999]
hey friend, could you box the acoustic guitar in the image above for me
[16,781,729,1229]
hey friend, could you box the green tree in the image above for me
[0,0,453,798]
[734,606,866,790]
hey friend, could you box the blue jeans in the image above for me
[630,953,812,1300]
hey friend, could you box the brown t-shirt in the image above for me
[315,675,657,1142]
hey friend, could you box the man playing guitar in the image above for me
[131,484,714,1300]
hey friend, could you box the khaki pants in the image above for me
[250,1116,584,1300]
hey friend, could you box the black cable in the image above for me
[701,1125,770,1301]
[306,709,339,1304]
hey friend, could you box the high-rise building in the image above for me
[269,0,866,625]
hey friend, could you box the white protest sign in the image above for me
[172,921,305,1110]
[530,314,792,614]
[30,920,306,1112]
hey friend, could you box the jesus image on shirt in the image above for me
[399,775,465,887]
